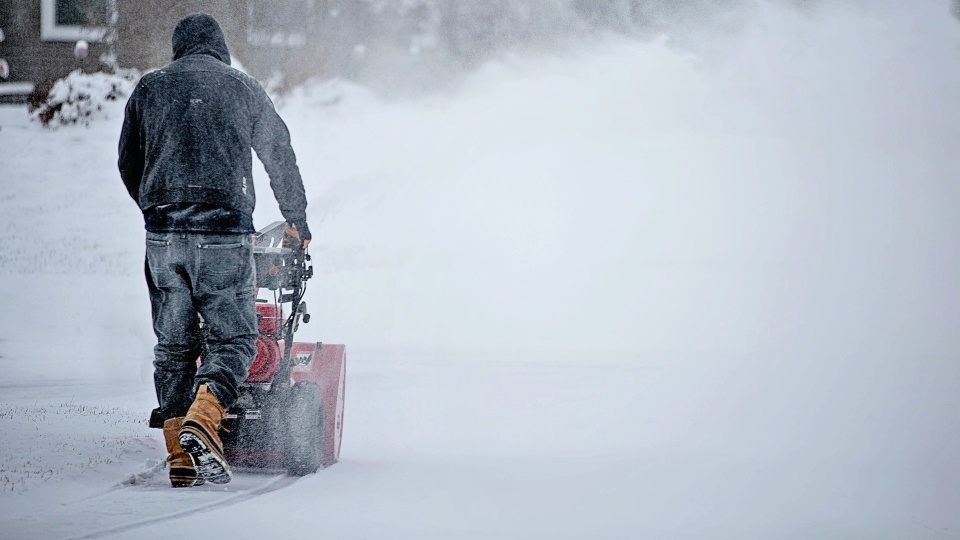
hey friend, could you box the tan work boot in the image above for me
[163,417,204,488]
[178,384,232,484]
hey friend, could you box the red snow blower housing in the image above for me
[216,221,345,475]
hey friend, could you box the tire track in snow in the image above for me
[0,473,298,540]
[61,474,298,540]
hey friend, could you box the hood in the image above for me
[172,13,231,65]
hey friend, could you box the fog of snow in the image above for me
[1,1,958,538]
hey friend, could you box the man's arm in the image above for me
[251,89,311,242]
[118,94,144,205]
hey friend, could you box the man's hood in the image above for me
[172,13,231,65]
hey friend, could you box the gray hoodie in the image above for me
[118,13,309,238]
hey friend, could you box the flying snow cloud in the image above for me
[277,0,960,362]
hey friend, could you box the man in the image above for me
[118,12,311,487]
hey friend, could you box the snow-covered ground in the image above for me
[2,1,959,538]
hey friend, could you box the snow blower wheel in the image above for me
[286,381,324,476]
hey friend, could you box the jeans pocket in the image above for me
[200,242,243,250]
[197,239,250,292]
[146,237,179,288]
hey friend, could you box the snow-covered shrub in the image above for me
[31,69,138,127]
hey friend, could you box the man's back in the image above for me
[118,12,307,234]
[128,54,264,215]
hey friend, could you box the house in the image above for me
[0,0,331,104]
[0,0,114,102]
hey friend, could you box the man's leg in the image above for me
[145,233,205,487]
[193,233,258,408]
[145,235,202,428]
[179,233,257,485]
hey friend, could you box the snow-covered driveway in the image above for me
[2,2,959,537]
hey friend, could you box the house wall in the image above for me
[0,0,110,92]
[0,0,250,97]
[1,0,330,103]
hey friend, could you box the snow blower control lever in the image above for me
[253,221,313,367]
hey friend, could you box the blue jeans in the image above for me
[145,232,256,426]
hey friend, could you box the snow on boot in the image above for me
[179,384,231,484]
[163,417,205,488]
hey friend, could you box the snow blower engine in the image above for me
[217,220,345,475]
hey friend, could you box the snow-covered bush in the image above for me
[31,69,138,127]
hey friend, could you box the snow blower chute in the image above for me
[213,221,345,475]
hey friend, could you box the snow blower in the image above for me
[214,221,345,475]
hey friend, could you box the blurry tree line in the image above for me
[231,0,775,94]
[111,0,822,95]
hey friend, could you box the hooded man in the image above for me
[118,12,311,487]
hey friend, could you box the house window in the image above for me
[41,0,112,42]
